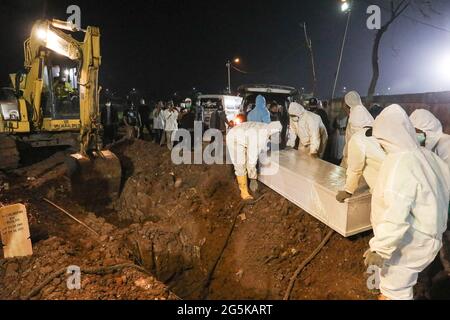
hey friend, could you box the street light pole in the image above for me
[332,1,352,109]
[301,22,317,96]
[226,60,231,94]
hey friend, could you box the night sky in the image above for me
[1,0,450,100]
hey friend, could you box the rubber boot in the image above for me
[237,176,254,201]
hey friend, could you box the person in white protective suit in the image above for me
[163,103,179,151]
[364,104,450,300]
[410,108,450,298]
[341,91,374,168]
[410,109,450,169]
[287,102,328,158]
[336,127,386,202]
[227,121,283,200]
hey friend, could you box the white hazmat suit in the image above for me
[341,91,374,168]
[153,108,165,131]
[410,109,450,169]
[227,121,282,200]
[369,104,450,300]
[163,108,179,150]
[344,128,386,194]
[287,102,328,158]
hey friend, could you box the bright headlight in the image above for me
[36,28,48,40]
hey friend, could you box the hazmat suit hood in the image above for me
[410,109,444,151]
[256,95,266,110]
[345,91,374,129]
[288,102,306,117]
[373,104,419,154]
[345,91,363,109]
[247,95,271,124]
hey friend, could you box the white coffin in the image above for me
[258,149,372,237]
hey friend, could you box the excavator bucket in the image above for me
[66,150,122,206]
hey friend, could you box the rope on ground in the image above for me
[43,198,100,237]
[24,263,153,300]
[283,229,335,301]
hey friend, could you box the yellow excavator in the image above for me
[0,19,121,202]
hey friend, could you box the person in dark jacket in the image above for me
[308,97,330,134]
[138,98,152,140]
[210,101,230,134]
[123,101,142,139]
[178,104,196,150]
[308,97,332,160]
[369,104,384,120]
[100,100,119,145]
[269,101,281,122]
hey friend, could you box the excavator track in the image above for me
[0,135,20,170]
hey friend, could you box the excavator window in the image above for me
[44,63,80,120]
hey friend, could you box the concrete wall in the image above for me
[332,91,450,134]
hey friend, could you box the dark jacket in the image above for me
[101,105,119,127]
[179,110,196,131]
[138,104,151,124]
[210,110,228,132]
[312,108,330,134]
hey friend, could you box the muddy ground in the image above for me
[0,139,449,300]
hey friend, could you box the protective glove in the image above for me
[364,249,385,268]
[249,179,259,193]
[336,191,352,203]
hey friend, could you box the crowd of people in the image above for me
[100,95,232,149]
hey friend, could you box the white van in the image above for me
[197,94,243,129]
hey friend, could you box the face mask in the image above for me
[417,133,426,146]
